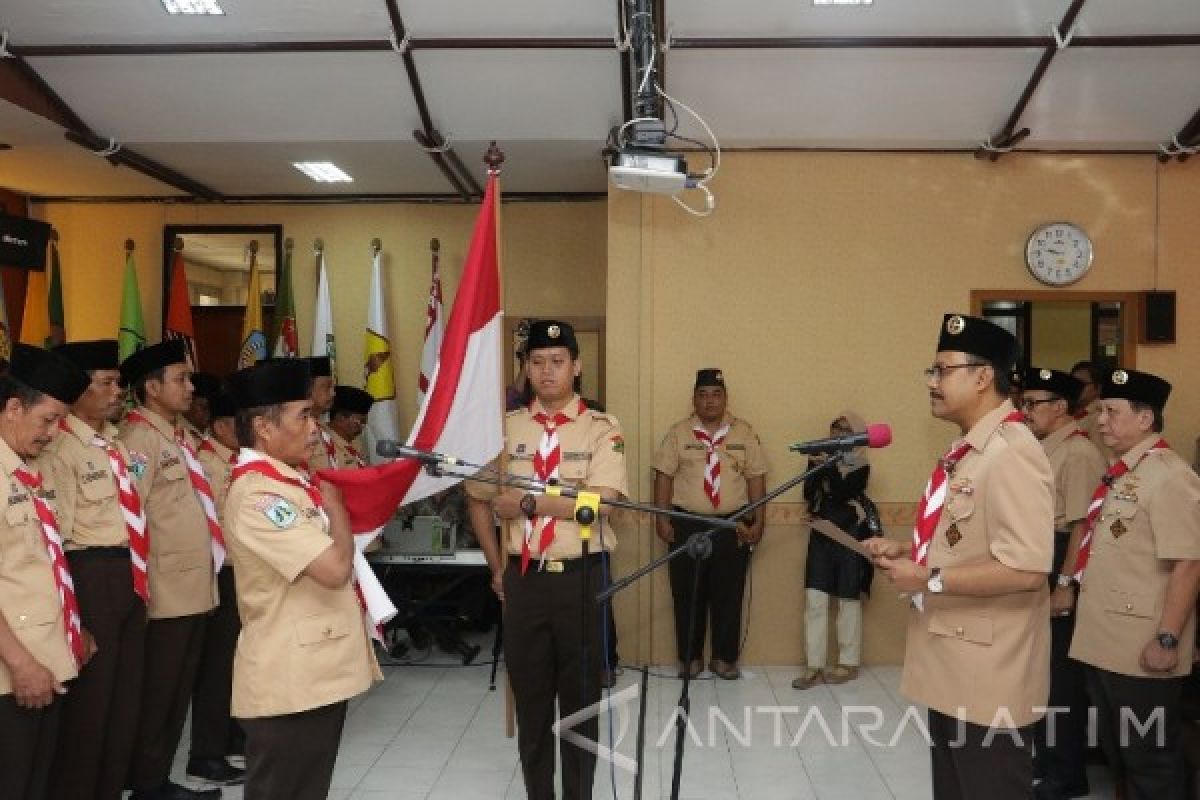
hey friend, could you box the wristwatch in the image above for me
[1055,574,1076,589]
[926,567,945,594]
[519,493,537,519]
[1155,632,1179,650]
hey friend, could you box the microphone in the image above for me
[375,441,461,466]
[789,423,892,455]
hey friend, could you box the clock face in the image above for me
[1025,223,1093,286]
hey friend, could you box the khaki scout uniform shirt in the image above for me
[118,407,217,620]
[1041,422,1108,532]
[0,439,78,694]
[652,414,768,515]
[38,415,135,550]
[1076,402,1112,462]
[182,420,205,452]
[308,422,336,472]
[224,450,380,718]
[329,430,367,469]
[467,396,629,559]
[1070,435,1200,678]
[901,401,1055,728]
[196,437,235,528]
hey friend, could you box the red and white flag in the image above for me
[417,241,445,407]
[164,247,197,369]
[319,174,504,532]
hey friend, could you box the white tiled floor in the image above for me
[164,658,1119,800]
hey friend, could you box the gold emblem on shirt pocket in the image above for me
[927,612,993,646]
[295,614,351,646]
[1104,589,1157,620]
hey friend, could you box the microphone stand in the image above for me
[596,451,846,800]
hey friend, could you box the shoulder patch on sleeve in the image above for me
[254,494,298,529]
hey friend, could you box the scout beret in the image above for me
[694,368,726,390]
[1024,367,1084,405]
[524,319,578,357]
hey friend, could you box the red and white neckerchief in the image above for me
[12,466,86,666]
[911,409,1026,566]
[692,421,731,509]
[521,398,586,575]
[344,441,367,469]
[319,427,337,467]
[1073,438,1168,582]
[93,430,150,603]
[230,450,384,642]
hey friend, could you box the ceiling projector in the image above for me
[609,148,690,194]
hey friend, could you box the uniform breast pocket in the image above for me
[927,610,993,646]
[157,549,209,574]
[159,460,188,488]
[558,457,591,485]
[4,504,40,565]
[80,475,117,504]
[1104,588,1158,620]
[721,447,747,474]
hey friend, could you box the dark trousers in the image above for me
[667,518,749,665]
[191,567,242,760]
[504,555,605,800]
[240,701,347,800]
[129,613,207,791]
[1086,665,1186,800]
[49,550,147,800]
[0,694,62,800]
[928,709,1035,800]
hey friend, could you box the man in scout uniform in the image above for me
[303,357,338,471]
[224,358,380,800]
[0,343,93,800]
[326,386,373,469]
[652,368,766,680]
[187,391,245,788]
[41,339,150,800]
[466,319,628,800]
[183,373,221,451]
[1020,366,1107,800]
[1069,360,1110,459]
[867,313,1055,800]
[1068,368,1200,800]
[118,339,225,800]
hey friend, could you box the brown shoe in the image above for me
[824,665,858,685]
[677,660,702,679]
[709,659,741,680]
[791,668,823,690]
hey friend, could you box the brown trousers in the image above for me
[504,554,605,800]
[191,567,242,760]
[240,700,348,800]
[128,613,207,792]
[0,694,62,800]
[49,550,147,800]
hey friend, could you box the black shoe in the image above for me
[131,780,222,799]
[187,755,246,786]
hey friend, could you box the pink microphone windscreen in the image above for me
[866,423,892,449]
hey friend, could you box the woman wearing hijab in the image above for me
[793,412,882,689]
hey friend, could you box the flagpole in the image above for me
[483,142,518,739]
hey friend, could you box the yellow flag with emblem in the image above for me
[363,244,399,459]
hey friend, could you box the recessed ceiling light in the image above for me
[813,0,873,5]
[293,162,354,183]
[161,0,225,15]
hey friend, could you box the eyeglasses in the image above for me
[1020,397,1060,411]
[922,363,984,382]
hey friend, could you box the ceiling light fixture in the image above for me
[161,0,225,15]
[293,162,354,183]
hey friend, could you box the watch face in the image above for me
[1026,223,1093,286]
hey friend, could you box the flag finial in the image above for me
[430,238,440,253]
[313,237,324,255]
[173,236,184,252]
[50,228,60,243]
[284,237,294,253]
[371,238,382,254]
[124,239,135,254]
[248,239,259,255]
[484,141,505,175]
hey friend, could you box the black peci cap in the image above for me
[119,339,188,387]
[330,385,374,416]
[694,368,726,390]
[936,313,1020,372]
[10,343,90,405]
[227,359,313,410]
[307,356,332,378]
[1024,367,1084,405]
[1100,368,1171,411]
[54,339,119,373]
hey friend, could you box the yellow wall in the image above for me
[1030,301,1092,370]
[36,199,607,428]
[608,152,1199,666]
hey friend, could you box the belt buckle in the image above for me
[545,560,565,573]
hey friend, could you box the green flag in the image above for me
[47,241,65,347]
[271,240,298,357]
[118,249,146,361]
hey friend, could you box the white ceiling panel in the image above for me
[128,141,455,195]
[448,140,608,193]
[1025,47,1200,147]
[1077,0,1200,36]
[671,0,1071,38]
[415,51,621,141]
[29,54,421,143]
[2,0,390,45]
[665,49,1042,147]
[399,0,615,38]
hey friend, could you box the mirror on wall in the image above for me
[972,290,1139,372]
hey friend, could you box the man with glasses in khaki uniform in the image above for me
[868,313,1055,800]
[1069,368,1200,800]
